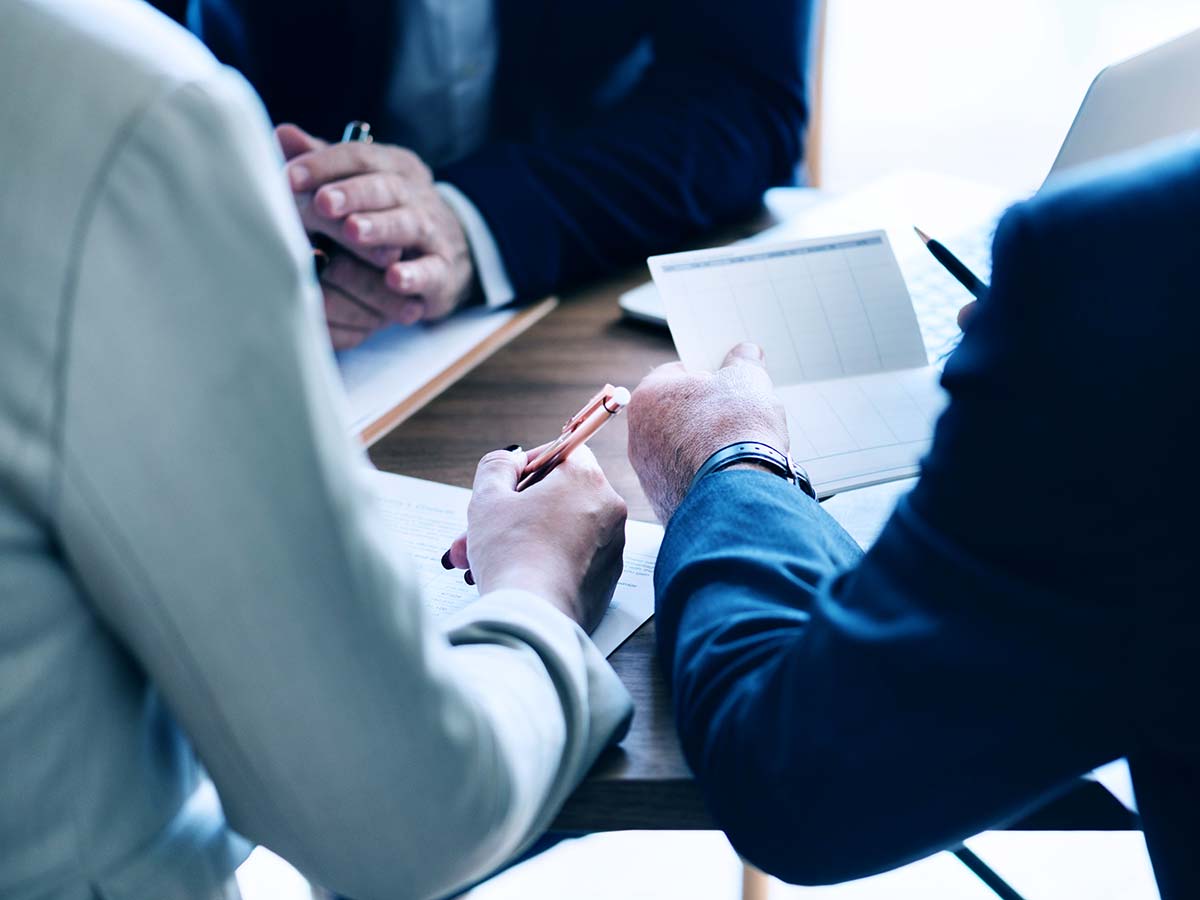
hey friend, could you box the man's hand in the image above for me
[958,301,977,330]
[627,342,790,524]
[450,446,627,634]
[277,124,478,328]
[317,251,427,350]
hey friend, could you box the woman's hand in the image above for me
[450,446,628,634]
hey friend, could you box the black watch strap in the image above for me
[690,441,817,499]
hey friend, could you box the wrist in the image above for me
[483,565,578,625]
[690,440,815,499]
[682,430,788,479]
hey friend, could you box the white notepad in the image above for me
[337,309,520,437]
[648,231,947,495]
[366,469,661,657]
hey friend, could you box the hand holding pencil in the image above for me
[914,225,990,330]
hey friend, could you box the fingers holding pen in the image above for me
[450,445,528,585]
[445,441,572,577]
[441,532,471,582]
[452,393,628,628]
[442,439,554,571]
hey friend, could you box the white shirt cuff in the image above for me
[436,182,516,308]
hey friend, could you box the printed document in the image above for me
[649,231,947,495]
[366,469,661,656]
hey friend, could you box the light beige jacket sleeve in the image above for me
[53,66,631,900]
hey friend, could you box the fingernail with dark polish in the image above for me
[464,570,475,586]
[504,444,521,452]
[440,550,453,570]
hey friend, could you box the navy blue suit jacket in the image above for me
[655,141,1200,896]
[188,0,813,300]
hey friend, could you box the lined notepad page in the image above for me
[649,231,947,495]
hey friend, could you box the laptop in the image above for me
[620,27,1200,333]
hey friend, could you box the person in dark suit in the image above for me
[624,140,1200,899]
[188,0,815,347]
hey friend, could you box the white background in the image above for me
[821,0,1200,192]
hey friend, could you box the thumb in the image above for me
[472,447,528,498]
[276,123,326,161]
[722,341,766,370]
[957,300,977,330]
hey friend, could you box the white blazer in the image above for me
[0,2,632,898]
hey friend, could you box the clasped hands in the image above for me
[277,124,477,350]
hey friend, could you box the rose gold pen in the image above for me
[516,384,631,490]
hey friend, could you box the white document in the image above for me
[822,477,917,549]
[336,307,519,436]
[649,231,947,495]
[365,469,661,657]
[620,174,1011,348]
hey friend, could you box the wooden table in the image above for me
[369,257,1137,837]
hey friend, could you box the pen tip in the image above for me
[913,226,931,245]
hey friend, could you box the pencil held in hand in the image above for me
[914,226,989,300]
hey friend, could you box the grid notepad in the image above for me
[648,231,948,495]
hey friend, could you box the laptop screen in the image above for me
[1044,27,1200,187]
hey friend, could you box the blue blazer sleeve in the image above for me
[654,143,1200,884]
[657,472,1127,884]
[439,0,813,300]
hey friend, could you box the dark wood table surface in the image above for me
[369,253,1137,836]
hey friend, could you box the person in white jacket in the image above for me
[0,2,632,899]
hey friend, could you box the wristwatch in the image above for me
[689,441,817,499]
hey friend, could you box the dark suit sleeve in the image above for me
[439,0,813,300]
[655,207,1134,885]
